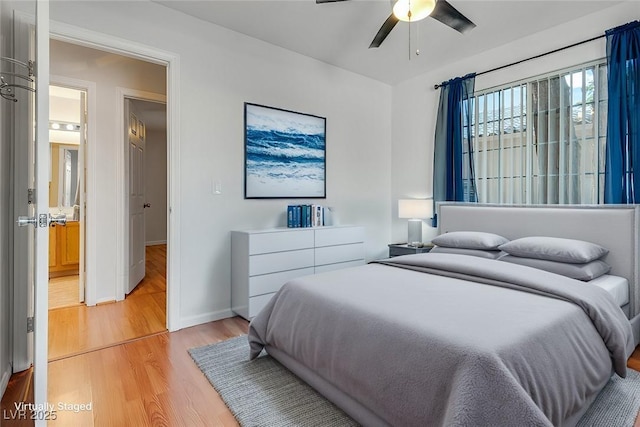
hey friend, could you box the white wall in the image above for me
[50,39,166,303]
[49,1,393,327]
[144,127,167,245]
[390,1,639,244]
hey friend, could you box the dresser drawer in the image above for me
[315,243,364,266]
[315,226,364,247]
[249,293,275,318]
[232,226,366,321]
[249,230,314,255]
[249,248,314,276]
[249,267,314,296]
[315,259,365,274]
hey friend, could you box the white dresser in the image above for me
[231,225,365,320]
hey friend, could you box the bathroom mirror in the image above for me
[49,143,79,208]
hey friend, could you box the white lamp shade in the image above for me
[398,199,433,219]
[392,0,436,22]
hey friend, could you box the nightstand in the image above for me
[388,243,433,257]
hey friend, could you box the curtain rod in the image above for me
[433,33,605,90]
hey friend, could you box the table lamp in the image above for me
[398,199,433,247]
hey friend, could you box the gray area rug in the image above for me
[189,336,640,427]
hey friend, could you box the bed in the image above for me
[248,204,639,427]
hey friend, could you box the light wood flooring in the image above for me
[48,244,167,361]
[1,317,639,426]
[1,317,248,427]
[49,276,81,310]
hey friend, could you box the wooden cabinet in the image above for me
[231,226,365,320]
[49,221,80,278]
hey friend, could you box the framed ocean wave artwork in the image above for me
[244,103,326,199]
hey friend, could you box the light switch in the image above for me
[212,179,222,195]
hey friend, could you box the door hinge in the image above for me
[27,316,34,333]
[27,188,35,205]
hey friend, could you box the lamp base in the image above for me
[407,219,422,247]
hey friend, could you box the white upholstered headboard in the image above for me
[438,203,640,320]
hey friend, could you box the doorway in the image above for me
[48,85,85,311]
[48,40,170,360]
[124,98,168,297]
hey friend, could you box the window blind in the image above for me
[464,61,608,205]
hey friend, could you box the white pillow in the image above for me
[498,236,608,264]
[430,246,504,259]
[499,255,611,281]
[431,231,509,250]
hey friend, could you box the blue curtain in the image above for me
[432,73,476,224]
[604,20,640,204]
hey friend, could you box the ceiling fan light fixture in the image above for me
[392,0,436,23]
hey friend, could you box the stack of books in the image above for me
[287,204,325,228]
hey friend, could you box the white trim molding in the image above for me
[176,309,234,331]
[49,20,182,332]
[145,240,167,247]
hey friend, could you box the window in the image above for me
[464,61,608,204]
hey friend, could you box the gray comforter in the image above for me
[248,253,635,427]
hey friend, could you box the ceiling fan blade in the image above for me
[430,0,476,34]
[369,14,399,49]
[315,0,349,3]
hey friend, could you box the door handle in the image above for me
[143,203,151,208]
[49,214,67,227]
[18,214,68,228]
[16,216,37,227]
[17,214,67,227]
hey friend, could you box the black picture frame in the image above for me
[244,103,326,199]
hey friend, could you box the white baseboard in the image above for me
[174,309,234,332]
[146,240,167,246]
[0,362,11,400]
[94,297,117,306]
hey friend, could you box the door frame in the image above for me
[118,90,166,300]
[34,0,50,418]
[49,76,96,304]
[49,21,181,331]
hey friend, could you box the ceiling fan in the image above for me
[316,0,476,48]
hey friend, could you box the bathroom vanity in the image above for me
[49,220,80,278]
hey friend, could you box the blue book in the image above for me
[302,205,308,227]
[295,206,301,227]
[287,206,293,228]
[292,206,297,227]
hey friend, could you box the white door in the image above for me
[127,99,145,293]
[34,2,50,420]
[12,2,50,424]
[11,11,36,377]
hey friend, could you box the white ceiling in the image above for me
[155,0,623,85]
